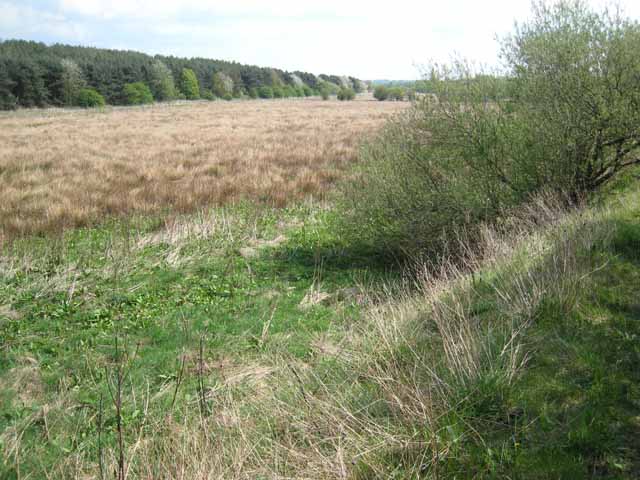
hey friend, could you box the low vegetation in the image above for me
[373,85,413,102]
[1,1,639,478]
[123,82,154,106]
[337,88,356,101]
[0,97,404,243]
[76,88,105,108]
[2,167,638,478]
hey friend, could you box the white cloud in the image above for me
[0,2,88,40]
[58,0,371,20]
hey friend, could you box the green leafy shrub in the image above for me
[222,93,233,101]
[337,87,356,101]
[257,86,273,99]
[60,58,86,106]
[302,85,313,97]
[272,86,284,98]
[123,82,154,105]
[201,89,215,101]
[248,87,258,99]
[212,72,233,98]
[76,88,105,108]
[317,80,338,100]
[180,68,200,100]
[501,1,640,192]
[373,85,389,101]
[388,87,405,101]
[342,0,640,259]
[148,60,176,101]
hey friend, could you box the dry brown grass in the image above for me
[0,97,404,243]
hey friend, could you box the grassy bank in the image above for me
[1,171,638,478]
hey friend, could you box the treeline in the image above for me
[372,75,512,101]
[373,84,416,101]
[0,40,366,109]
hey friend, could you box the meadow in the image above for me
[0,97,403,243]
[2,9,640,472]
[1,97,411,478]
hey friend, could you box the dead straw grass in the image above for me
[0,98,404,243]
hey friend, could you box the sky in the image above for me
[1,0,639,80]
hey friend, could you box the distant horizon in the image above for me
[2,0,639,80]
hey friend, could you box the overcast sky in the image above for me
[1,0,639,80]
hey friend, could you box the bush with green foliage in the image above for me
[60,58,86,106]
[148,60,176,101]
[76,88,105,108]
[302,85,313,97]
[319,84,331,100]
[123,82,154,105]
[257,86,273,99]
[373,85,389,101]
[342,0,640,259]
[282,85,296,98]
[201,89,215,101]
[388,87,405,101]
[337,87,356,101]
[501,1,640,192]
[212,71,233,98]
[180,68,200,100]
[272,86,284,98]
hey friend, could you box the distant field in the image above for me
[0,97,404,243]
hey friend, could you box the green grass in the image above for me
[1,173,639,478]
[388,176,640,478]
[449,220,640,478]
[505,196,640,477]
[0,201,397,478]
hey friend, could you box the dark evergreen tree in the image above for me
[0,59,17,109]
[0,39,362,110]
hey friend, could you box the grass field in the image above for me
[0,97,404,243]
[0,98,407,478]
[1,98,639,479]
